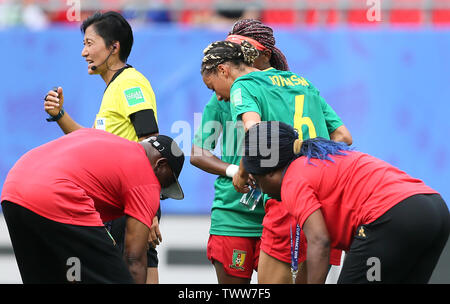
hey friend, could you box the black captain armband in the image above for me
[130,109,159,138]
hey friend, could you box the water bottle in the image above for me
[240,187,262,211]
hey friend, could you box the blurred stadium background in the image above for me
[0,0,449,283]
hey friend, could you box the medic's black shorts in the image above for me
[2,200,135,284]
[338,194,449,284]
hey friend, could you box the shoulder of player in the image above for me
[281,161,311,200]
[202,93,230,117]
[284,157,321,181]
[281,158,323,199]
[231,74,262,95]
[233,68,294,88]
[234,69,271,83]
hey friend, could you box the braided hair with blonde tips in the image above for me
[201,40,259,75]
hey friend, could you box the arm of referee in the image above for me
[130,109,159,140]
[44,86,83,134]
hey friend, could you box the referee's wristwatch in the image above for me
[46,108,65,122]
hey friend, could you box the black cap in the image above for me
[145,135,185,200]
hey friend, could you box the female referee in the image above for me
[42,11,162,284]
[200,38,352,283]
[242,121,450,283]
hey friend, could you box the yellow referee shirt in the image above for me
[94,66,158,142]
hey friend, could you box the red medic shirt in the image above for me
[1,128,160,229]
[281,151,437,251]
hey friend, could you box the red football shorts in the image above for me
[207,234,261,279]
[261,199,342,266]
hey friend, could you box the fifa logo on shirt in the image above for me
[66,257,81,282]
[229,250,247,271]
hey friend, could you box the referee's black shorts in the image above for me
[338,194,450,284]
[1,200,135,284]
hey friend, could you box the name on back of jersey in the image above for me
[268,74,309,87]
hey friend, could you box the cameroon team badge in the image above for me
[229,249,247,271]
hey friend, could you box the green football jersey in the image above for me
[193,93,265,237]
[230,68,343,140]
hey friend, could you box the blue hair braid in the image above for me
[243,121,353,175]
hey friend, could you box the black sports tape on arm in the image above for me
[130,109,159,138]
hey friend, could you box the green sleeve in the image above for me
[230,82,262,123]
[319,96,344,134]
[193,94,223,151]
[307,80,343,134]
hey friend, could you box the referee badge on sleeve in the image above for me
[124,87,145,106]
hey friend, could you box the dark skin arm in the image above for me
[330,125,352,145]
[232,111,261,193]
[137,132,162,248]
[190,144,254,194]
[302,209,330,284]
[124,216,150,283]
[190,144,229,176]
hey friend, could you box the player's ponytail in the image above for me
[243,121,352,175]
[229,19,289,71]
[240,40,259,65]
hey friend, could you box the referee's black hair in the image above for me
[201,40,259,75]
[81,11,133,62]
[243,121,352,175]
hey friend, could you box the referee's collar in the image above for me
[104,64,133,92]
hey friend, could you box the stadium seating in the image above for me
[3,0,450,26]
